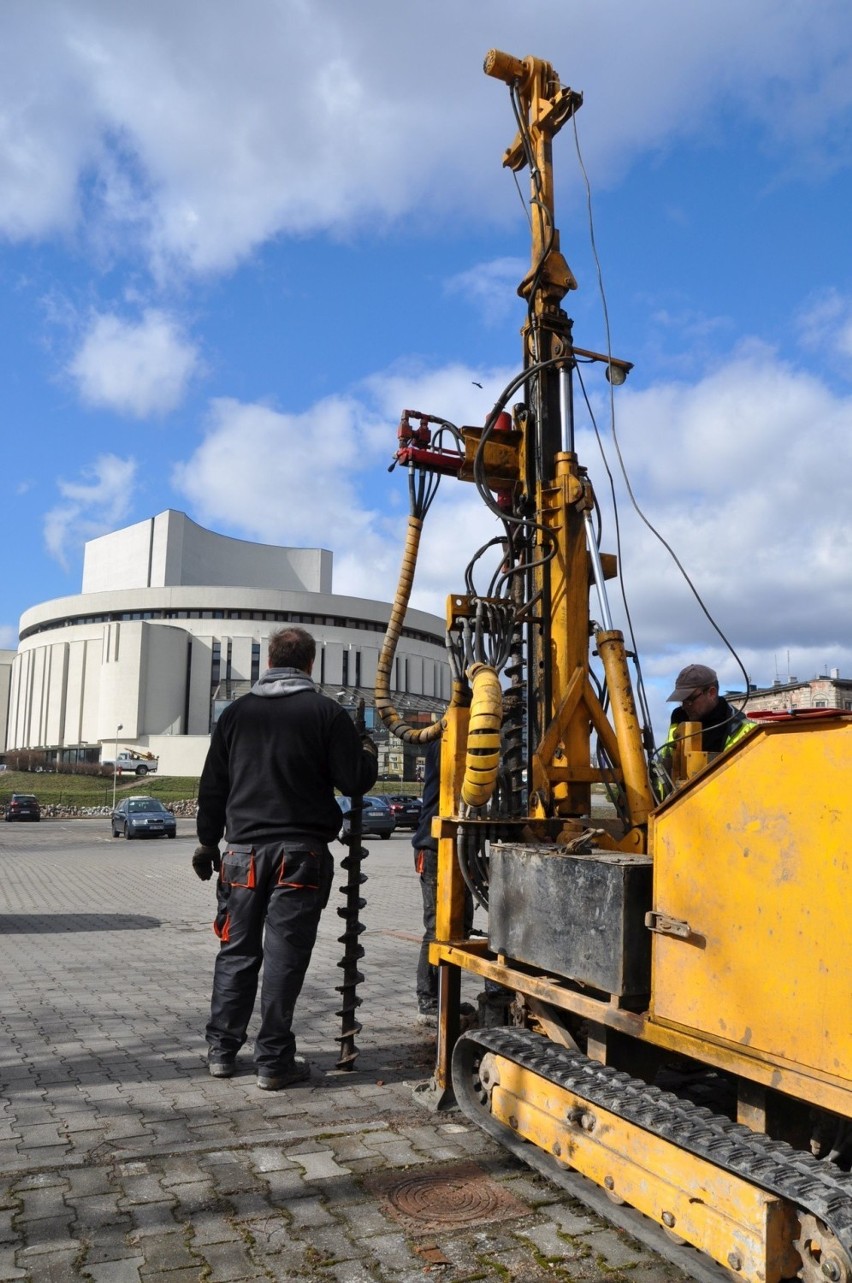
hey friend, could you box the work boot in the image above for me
[459,1001,478,1031]
[416,999,438,1028]
[416,1000,478,1030]
[256,1058,311,1091]
[207,1052,236,1079]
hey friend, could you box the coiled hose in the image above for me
[375,514,466,744]
[376,520,503,815]
[460,663,503,807]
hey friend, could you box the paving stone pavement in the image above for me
[0,818,695,1283]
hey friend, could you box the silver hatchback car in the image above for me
[111,796,177,840]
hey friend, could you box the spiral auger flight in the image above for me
[335,803,368,1071]
[334,698,371,1071]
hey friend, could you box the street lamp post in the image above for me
[112,724,123,812]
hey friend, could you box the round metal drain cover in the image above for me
[364,1161,529,1234]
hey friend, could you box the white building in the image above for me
[5,510,450,776]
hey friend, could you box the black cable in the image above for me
[570,111,750,707]
[575,363,655,745]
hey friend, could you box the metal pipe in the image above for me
[111,723,123,812]
[595,630,655,829]
[583,511,613,630]
[559,364,574,453]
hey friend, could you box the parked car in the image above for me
[4,793,41,822]
[385,795,423,830]
[111,796,177,840]
[338,795,396,841]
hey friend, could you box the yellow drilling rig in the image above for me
[375,49,852,1283]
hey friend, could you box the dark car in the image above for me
[386,795,423,830]
[111,796,177,840]
[4,793,41,822]
[338,795,396,841]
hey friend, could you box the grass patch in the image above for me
[0,770,198,809]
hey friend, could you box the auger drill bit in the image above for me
[335,700,369,1070]
[335,833,368,1070]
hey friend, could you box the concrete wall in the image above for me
[0,649,15,751]
[148,733,211,778]
[82,510,332,594]
[141,627,190,737]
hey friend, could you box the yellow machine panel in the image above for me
[650,718,852,1084]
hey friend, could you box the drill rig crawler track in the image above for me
[454,1029,852,1283]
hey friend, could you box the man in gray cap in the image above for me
[659,663,754,790]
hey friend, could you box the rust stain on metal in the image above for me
[363,1160,529,1235]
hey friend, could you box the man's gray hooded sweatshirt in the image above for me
[197,668,378,849]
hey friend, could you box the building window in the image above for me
[211,642,221,688]
[251,642,261,684]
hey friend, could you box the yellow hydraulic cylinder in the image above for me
[595,629,654,830]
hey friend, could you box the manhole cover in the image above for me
[363,1161,529,1234]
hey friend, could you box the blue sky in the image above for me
[3,0,852,738]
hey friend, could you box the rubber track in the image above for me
[453,1027,852,1270]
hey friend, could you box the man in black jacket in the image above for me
[193,626,377,1089]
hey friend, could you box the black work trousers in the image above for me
[207,840,334,1073]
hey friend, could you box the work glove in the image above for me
[360,732,378,758]
[192,844,221,881]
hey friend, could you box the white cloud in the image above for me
[799,289,852,370]
[172,395,378,549]
[0,0,850,273]
[444,258,528,327]
[584,344,852,679]
[171,364,514,607]
[68,308,200,417]
[44,453,137,568]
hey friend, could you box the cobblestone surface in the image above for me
[0,819,694,1282]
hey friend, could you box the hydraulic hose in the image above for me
[375,514,465,744]
[460,663,503,808]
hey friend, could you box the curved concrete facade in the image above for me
[7,511,449,776]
